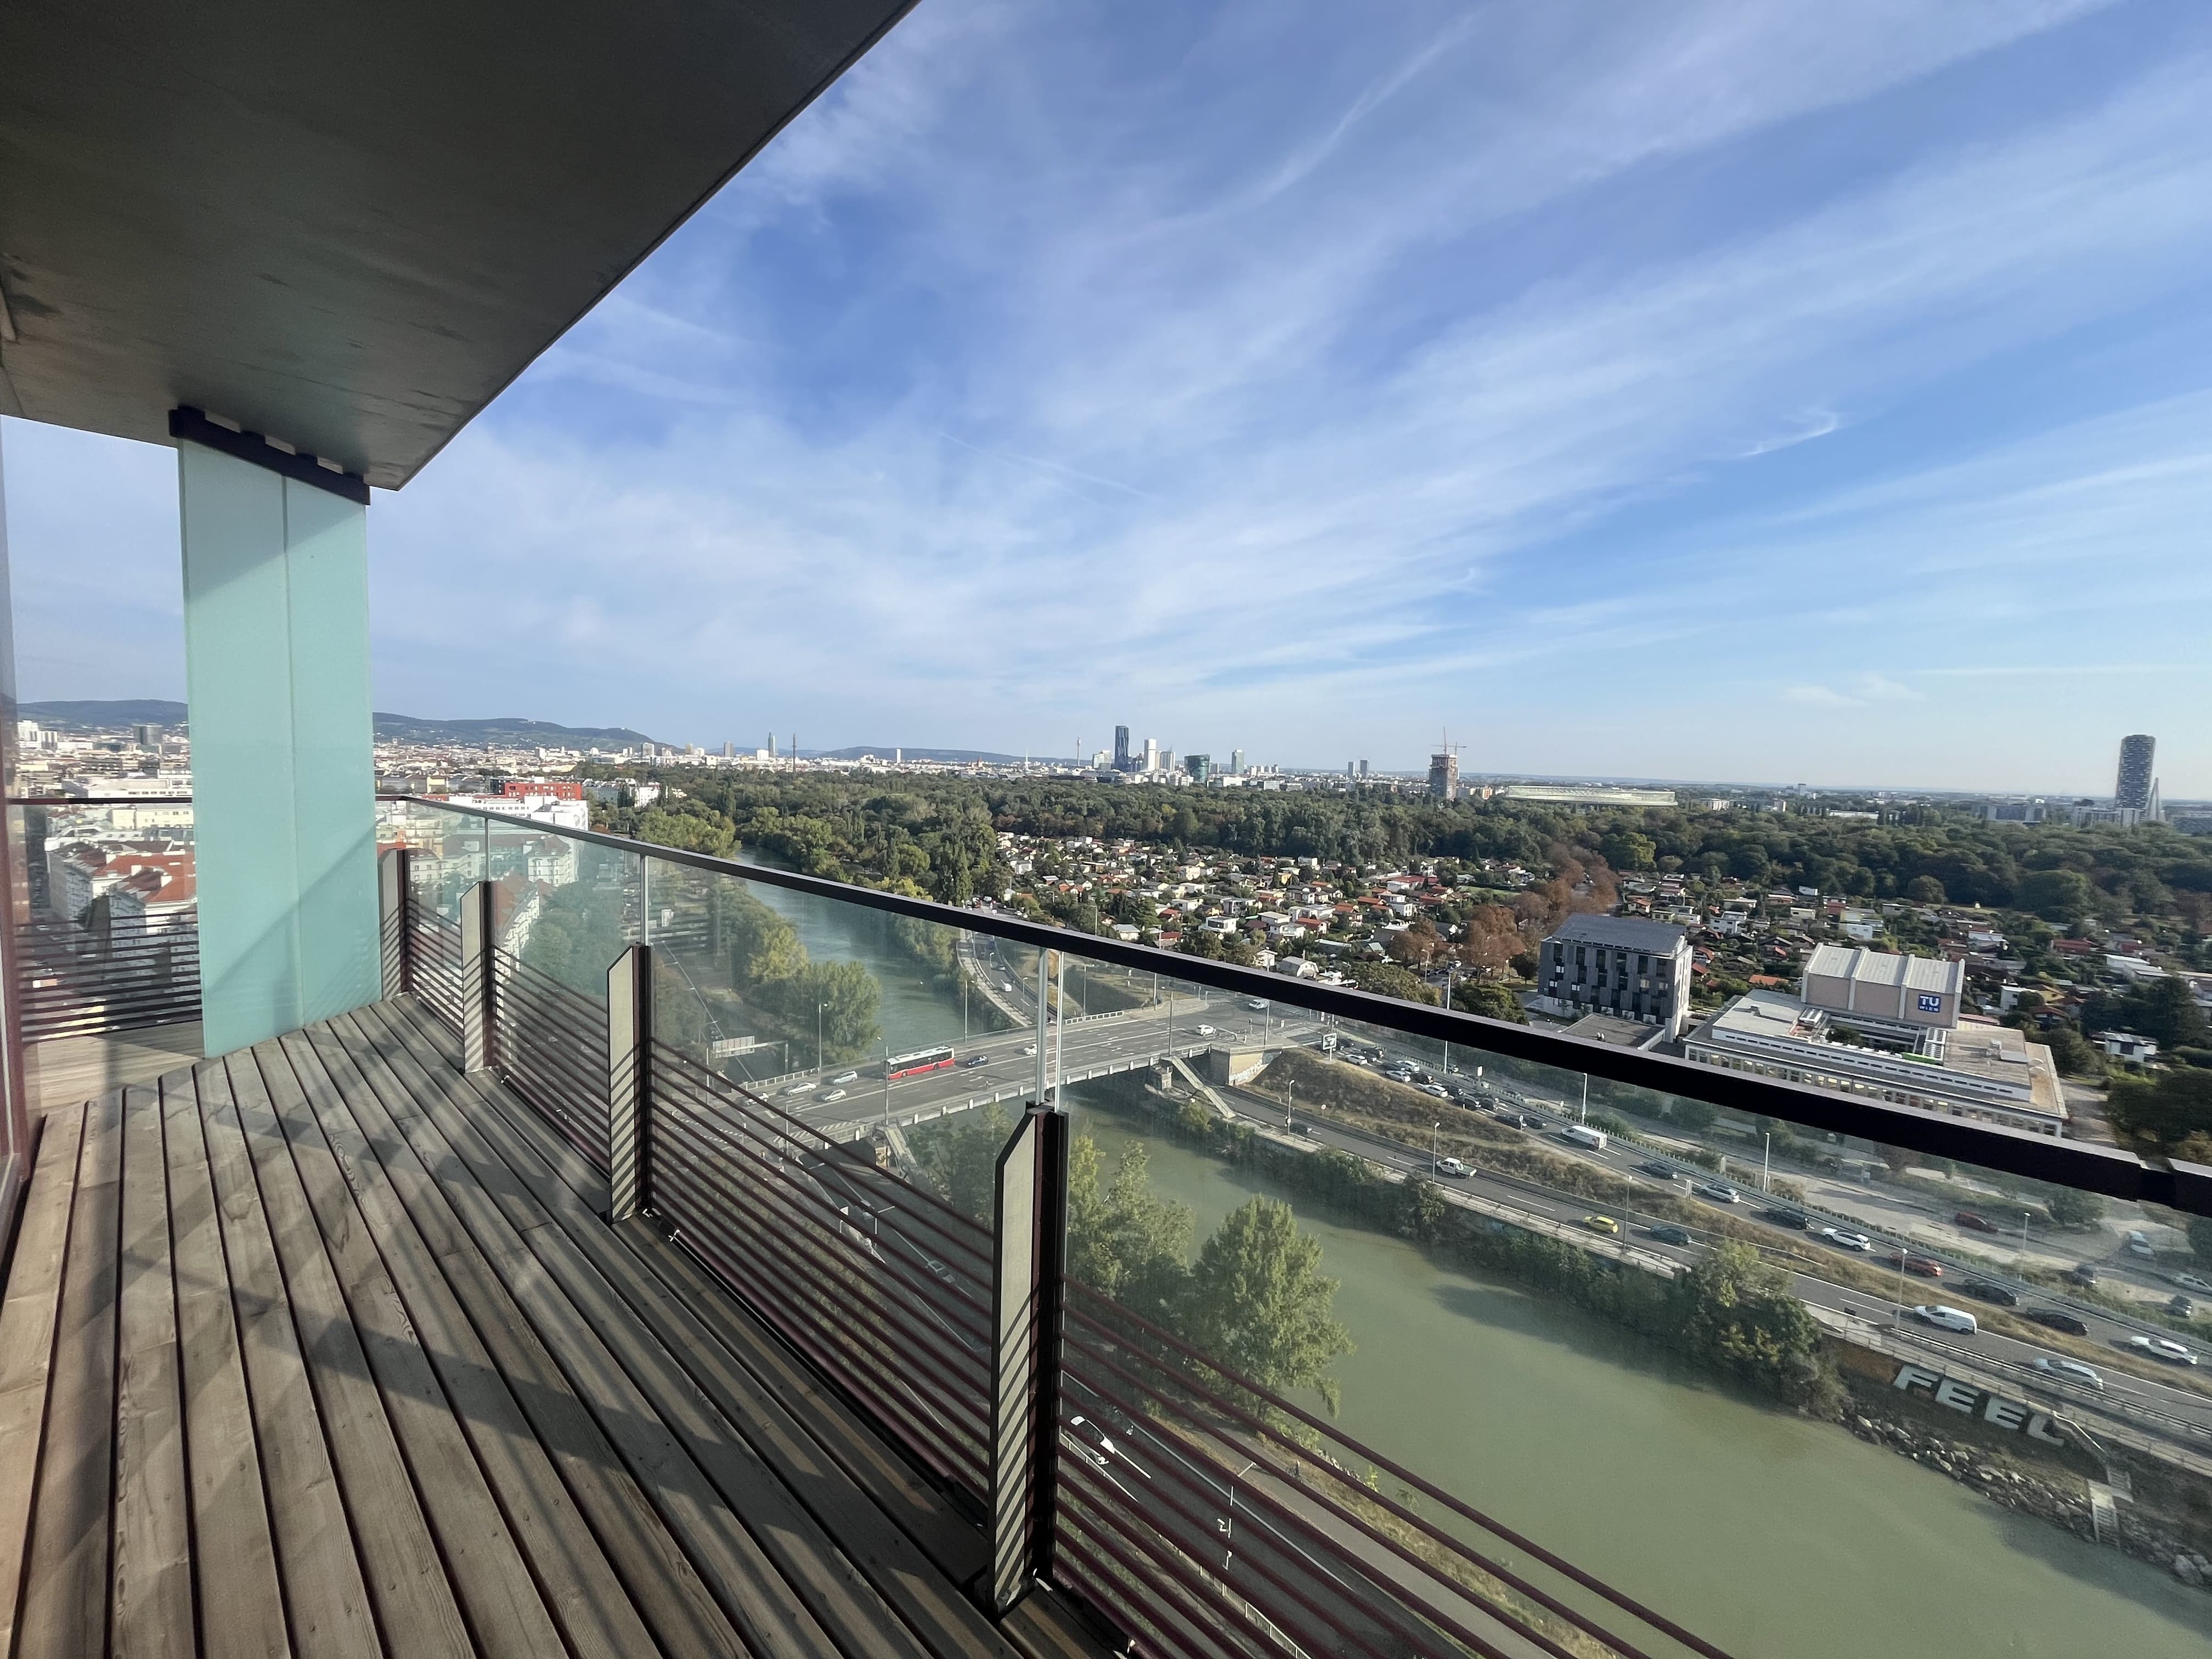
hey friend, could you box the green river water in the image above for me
[723,865,2211,1654]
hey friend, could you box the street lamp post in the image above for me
[817,1001,827,1076]
[1761,1132,1771,1194]
[1431,1121,1441,1177]
[2019,1212,2032,1285]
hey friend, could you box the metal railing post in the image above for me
[459,879,493,1073]
[985,1103,1070,1616]
[608,944,653,1222]
[378,846,411,1000]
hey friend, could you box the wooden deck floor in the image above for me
[0,998,1101,1659]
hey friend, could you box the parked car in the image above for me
[2024,1307,2091,1336]
[1647,1224,1694,1246]
[2126,1335,2199,1367]
[1638,1160,1678,1181]
[1691,1182,1740,1204]
[2066,1264,2100,1285]
[1581,1215,1621,1235]
[1762,1208,1810,1230]
[2165,1296,2195,1319]
[1954,1211,2000,1234]
[1911,1305,1979,1335]
[2175,1273,2212,1294]
[1513,1113,1544,1129]
[1820,1227,1875,1252]
[2031,1357,2106,1391]
[2125,1230,2155,1259]
[1959,1280,2021,1307]
[1435,1156,1470,1179]
[1420,1084,1449,1099]
[1886,1251,1945,1279]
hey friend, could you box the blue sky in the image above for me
[6,0,2212,793]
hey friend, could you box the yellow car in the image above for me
[1581,1215,1621,1235]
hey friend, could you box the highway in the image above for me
[1233,1065,2212,1446]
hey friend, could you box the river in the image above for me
[1064,1101,2212,1658]
[720,857,2212,1653]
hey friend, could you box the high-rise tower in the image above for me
[2115,734,2155,811]
[1113,725,1131,772]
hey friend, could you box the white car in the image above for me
[1435,1157,1471,1178]
[1245,998,1269,1011]
[1022,1044,1037,1057]
[1196,1024,1217,1036]
[1420,1084,1449,1099]
[1911,1305,1979,1335]
[784,1080,819,1096]
[821,1090,848,1104]
[1821,1227,1875,1252]
[2031,1357,2105,1391]
[832,1070,860,1085]
[2175,1273,2212,1294]
[2128,1335,2199,1367]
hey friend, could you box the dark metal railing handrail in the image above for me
[385,794,2212,1219]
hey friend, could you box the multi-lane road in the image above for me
[1238,1063,2212,1446]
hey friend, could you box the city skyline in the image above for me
[6,2,2212,792]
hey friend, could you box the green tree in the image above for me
[1183,1198,1355,1413]
[1904,876,1945,904]
[1396,1176,1453,1242]
[923,1105,1012,1223]
[1344,960,1440,1006]
[2106,1069,2212,1151]
[1452,981,1527,1024]
[2017,868,2096,923]
[1069,1139,1195,1327]
[2044,1186,2107,1229]
[1667,1096,1719,1132]
[1675,1244,1832,1405]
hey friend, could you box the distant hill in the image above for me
[20,699,656,749]
[370,713,658,748]
[815,745,1079,765]
[21,699,189,729]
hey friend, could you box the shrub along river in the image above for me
[1065,1101,2212,1658]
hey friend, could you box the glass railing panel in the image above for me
[14,795,201,1040]
[1021,939,2212,1658]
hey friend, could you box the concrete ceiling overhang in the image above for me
[0,1,913,489]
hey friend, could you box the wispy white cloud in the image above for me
[5,0,2207,798]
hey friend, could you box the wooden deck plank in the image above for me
[269,1029,661,1659]
[0,1104,87,1657]
[219,1052,475,1659]
[242,1042,567,1659]
[304,1018,754,1659]
[193,1058,382,1659]
[394,1006,1111,1659]
[160,1070,291,1659]
[113,1082,196,1658]
[16,1091,122,1659]
[346,1011,863,1659]
[383,1003,991,1581]
[358,1000,1020,1659]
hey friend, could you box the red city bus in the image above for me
[886,1045,957,1080]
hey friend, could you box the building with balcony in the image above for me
[1536,914,1692,1038]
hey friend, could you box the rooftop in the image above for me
[1803,943,1962,996]
[1547,912,1689,952]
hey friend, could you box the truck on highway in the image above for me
[1561,1125,1607,1152]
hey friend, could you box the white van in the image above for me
[1561,1125,1607,1152]
[1911,1305,1979,1335]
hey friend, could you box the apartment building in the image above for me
[1536,914,1692,1039]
